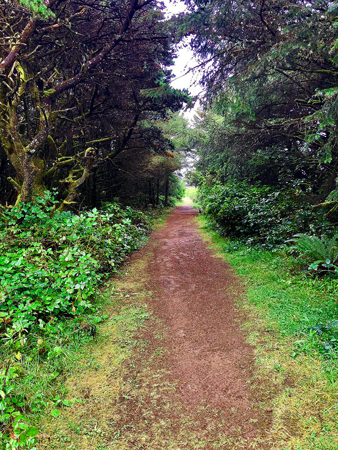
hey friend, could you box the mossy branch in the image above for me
[45,157,76,178]
[313,200,338,218]
[7,177,21,192]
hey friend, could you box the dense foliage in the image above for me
[0,1,189,445]
[0,0,189,209]
[198,181,313,248]
[0,193,149,331]
[177,0,338,203]
[0,194,150,448]
[289,233,338,273]
[174,0,338,265]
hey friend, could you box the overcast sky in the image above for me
[162,0,202,120]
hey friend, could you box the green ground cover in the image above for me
[0,194,154,449]
[198,216,338,449]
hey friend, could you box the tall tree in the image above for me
[0,0,188,207]
[175,0,338,199]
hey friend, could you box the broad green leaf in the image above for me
[50,409,60,418]
[26,426,39,437]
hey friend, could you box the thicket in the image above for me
[0,194,151,449]
[198,181,310,248]
[198,179,338,271]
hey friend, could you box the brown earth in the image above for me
[149,206,258,412]
[143,205,270,445]
[39,205,272,449]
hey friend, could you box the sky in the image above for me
[161,1,201,175]
[162,0,202,120]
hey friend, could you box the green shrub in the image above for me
[0,192,150,448]
[198,180,310,248]
[0,195,149,333]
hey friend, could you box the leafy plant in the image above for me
[19,0,55,17]
[0,192,151,449]
[289,233,338,272]
[198,180,310,248]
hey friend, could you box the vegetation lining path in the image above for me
[39,206,271,449]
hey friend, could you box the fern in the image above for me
[289,233,338,265]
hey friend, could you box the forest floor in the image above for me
[37,205,276,449]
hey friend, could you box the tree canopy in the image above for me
[0,0,189,208]
[177,0,338,202]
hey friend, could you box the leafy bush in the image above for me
[0,195,149,332]
[198,180,310,248]
[0,192,150,447]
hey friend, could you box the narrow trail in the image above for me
[145,205,268,442]
[41,205,272,449]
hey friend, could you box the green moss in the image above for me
[43,88,56,97]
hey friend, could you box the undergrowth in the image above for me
[0,192,151,449]
[198,216,338,449]
[198,180,332,250]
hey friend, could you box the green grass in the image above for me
[149,206,174,227]
[36,274,152,450]
[199,217,338,360]
[0,291,111,450]
[197,216,338,449]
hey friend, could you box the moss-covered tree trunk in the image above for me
[0,62,50,204]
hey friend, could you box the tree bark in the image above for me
[165,176,169,206]
[0,0,152,205]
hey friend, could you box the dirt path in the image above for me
[145,205,269,443]
[40,205,271,449]
[148,206,257,410]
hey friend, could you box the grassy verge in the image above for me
[0,294,111,450]
[149,207,173,228]
[197,216,338,450]
[36,262,152,450]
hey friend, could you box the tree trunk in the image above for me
[156,177,160,205]
[0,65,50,205]
[165,176,169,206]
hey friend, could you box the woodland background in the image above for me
[2,0,338,448]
